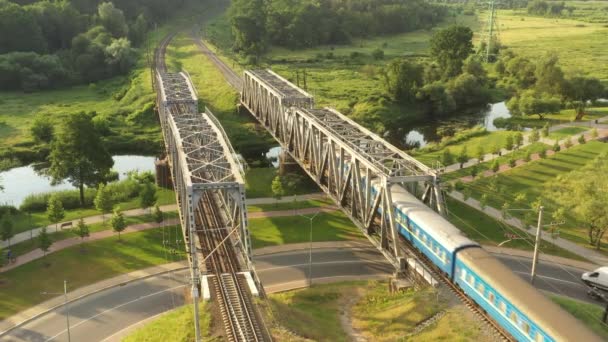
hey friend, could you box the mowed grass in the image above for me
[123,303,215,342]
[446,197,586,261]
[492,10,608,82]
[550,295,608,340]
[0,226,184,320]
[244,167,319,198]
[413,130,515,166]
[249,210,364,248]
[8,212,179,258]
[9,187,175,235]
[548,126,589,140]
[465,141,608,249]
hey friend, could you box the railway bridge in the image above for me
[240,69,447,270]
[155,68,269,341]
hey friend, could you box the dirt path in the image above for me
[339,289,367,342]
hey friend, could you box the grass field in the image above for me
[465,141,608,250]
[446,197,586,261]
[123,303,215,342]
[8,188,175,235]
[244,168,319,198]
[492,10,608,83]
[249,210,364,248]
[7,211,179,259]
[548,126,589,140]
[551,295,608,340]
[0,226,184,320]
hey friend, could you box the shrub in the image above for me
[539,148,547,158]
[578,134,586,144]
[509,158,517,167]
[20,188,96,212]
[552,142,560,152]
[524,151,532,162]
[564,137,573,148]
[371,48,384,60]
[454,180,465,191]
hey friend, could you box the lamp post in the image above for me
[41,280,71,342]
[299,212,319,287]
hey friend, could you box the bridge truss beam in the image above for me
[241,69,446,268]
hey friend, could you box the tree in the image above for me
[524,150,532,162]
[139,182,157,213]
[529,128,540,143]
[98,2,128,37]
[462,187,472,201]
[38,227,52,257]
[469,166,478,179]
[371,48,384,60]
[504,135,514,151]
[48,112,113,206]
[111,208,126,240]
[491,159,500,173]
[491,144,502,156]
[382,59,424,103]
[578,134,586,145]
[30,115,54,143]
[271,175,285,206]
[514,132,524,148]
[564,137,573,148]
[539,148,547,159]
[440,149,454,166]
[553,141,561,152]
[229,0,267,58]
[512,90,561,119]
[94,183,113,225]
[562,76,605,120]
[591,128,599,139]
[74,218,90,248]
[105,37,137,74]
[541,123,549,138]
[514,192,528,208]
[475,146,485,163]
[456,146,469,169]
[430,25,474,78]
[46,194,65,232]
[153,205,164,224]
[1,215,14,248]
[549,154,608,249]
[534,53,565,96]
[128,14,147,46]
[509,158,517,168]
[480,194,488,210]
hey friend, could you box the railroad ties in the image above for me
[156,70,270,342]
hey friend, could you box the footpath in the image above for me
[448,190,608,266]
[1,199,335,273]
[442,116,608,173]
[2,193,327,248]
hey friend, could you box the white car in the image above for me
[582,267,608,292]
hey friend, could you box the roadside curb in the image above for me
[0,264,188,337]
[253,241,374,256]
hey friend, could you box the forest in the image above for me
[228,0,448,56]
[0,0,191,91]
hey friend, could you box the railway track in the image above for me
[399,238,512,342]
[197,191,268,342]
[154,32,176,72]
[191,32,243,90]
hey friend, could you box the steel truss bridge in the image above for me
[241,69,446,269]
[155,70,269,342]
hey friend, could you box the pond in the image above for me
[390,101,513,149]
[0,155,156,208]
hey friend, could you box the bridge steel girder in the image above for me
[156,72,253,282]
[241,69,446,268]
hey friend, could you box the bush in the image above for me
[578,134,586,144]
[371,48,384,60]
[552,142,561,152]
[564,137,573,148]
[0,205,19,217]
[20,188,96,212]
[420,126,486,153]
[509,158,516,167]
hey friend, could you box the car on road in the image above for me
[582,267,608,292]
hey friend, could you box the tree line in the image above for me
[228,0,448,57]
[0,0,190,91]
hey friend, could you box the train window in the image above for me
[499,301,507,314]
[467,274,474,285]
[461,269,467,280]
[535,332,544,342]
[510,311,517,323]
[522,321,530,334]
[488,292,495,304]
[476,282,484,293]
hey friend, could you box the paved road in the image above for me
[2,247,393,342]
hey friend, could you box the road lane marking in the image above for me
[44,285,186,341]
[513,271,584,287]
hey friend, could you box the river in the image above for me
[0,155,156,208]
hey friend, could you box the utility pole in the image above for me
[64,280,71,342]
[300,212,320,287]
[485,0,496,62]
[531,206,544,285]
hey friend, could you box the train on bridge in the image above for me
[240,69,600,342]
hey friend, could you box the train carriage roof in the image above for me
[390,184,478,252]
[458,248,602,341]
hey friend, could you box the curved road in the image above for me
[2,247,393,342]
[2,247,600,341]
